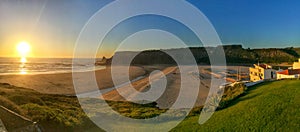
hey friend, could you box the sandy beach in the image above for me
[0,66,146,95]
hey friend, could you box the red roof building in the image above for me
[277,69,300,79]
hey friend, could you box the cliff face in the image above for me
[98,45,300,65]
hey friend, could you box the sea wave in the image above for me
[0,57,105,75]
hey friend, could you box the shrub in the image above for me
[188,83,247,116]
[21,103,86,127]
[7,95,44,105]
[218,83,247,109]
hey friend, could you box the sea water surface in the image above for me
[0,57,105,75]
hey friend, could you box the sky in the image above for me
[0,0,300,58]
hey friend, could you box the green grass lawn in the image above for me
[173,80,300,131]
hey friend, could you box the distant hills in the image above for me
[98,45,300,65]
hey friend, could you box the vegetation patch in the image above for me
[218,83,247,109]
[0,83,100,131]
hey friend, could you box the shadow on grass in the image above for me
[221,93,261,110]
[247,81,274,91]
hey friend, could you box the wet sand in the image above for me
[101,66,213,108]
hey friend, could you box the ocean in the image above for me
[0,57,105,75]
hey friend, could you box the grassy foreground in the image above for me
[0,80,299,131]
[0,83,166,131]
[0,83,102,131]
[173,80,300,131]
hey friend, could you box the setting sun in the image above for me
[17,41,31,56]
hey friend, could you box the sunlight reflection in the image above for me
[20,57,27,63]
[20,68,27,75]
[19,57,28,75]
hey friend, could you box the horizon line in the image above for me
[1,45,299,59]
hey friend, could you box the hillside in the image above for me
[99,46,300,65]
[0,83,102,131]
[254,47,299,63]
[293,47,300,55]
[173,80,300,131]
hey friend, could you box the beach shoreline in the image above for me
[0,66,147,95]
[0,65,250,108]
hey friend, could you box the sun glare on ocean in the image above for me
[16,41,31,74]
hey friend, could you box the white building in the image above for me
[249,64,277,82]
[293,58,300,69]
